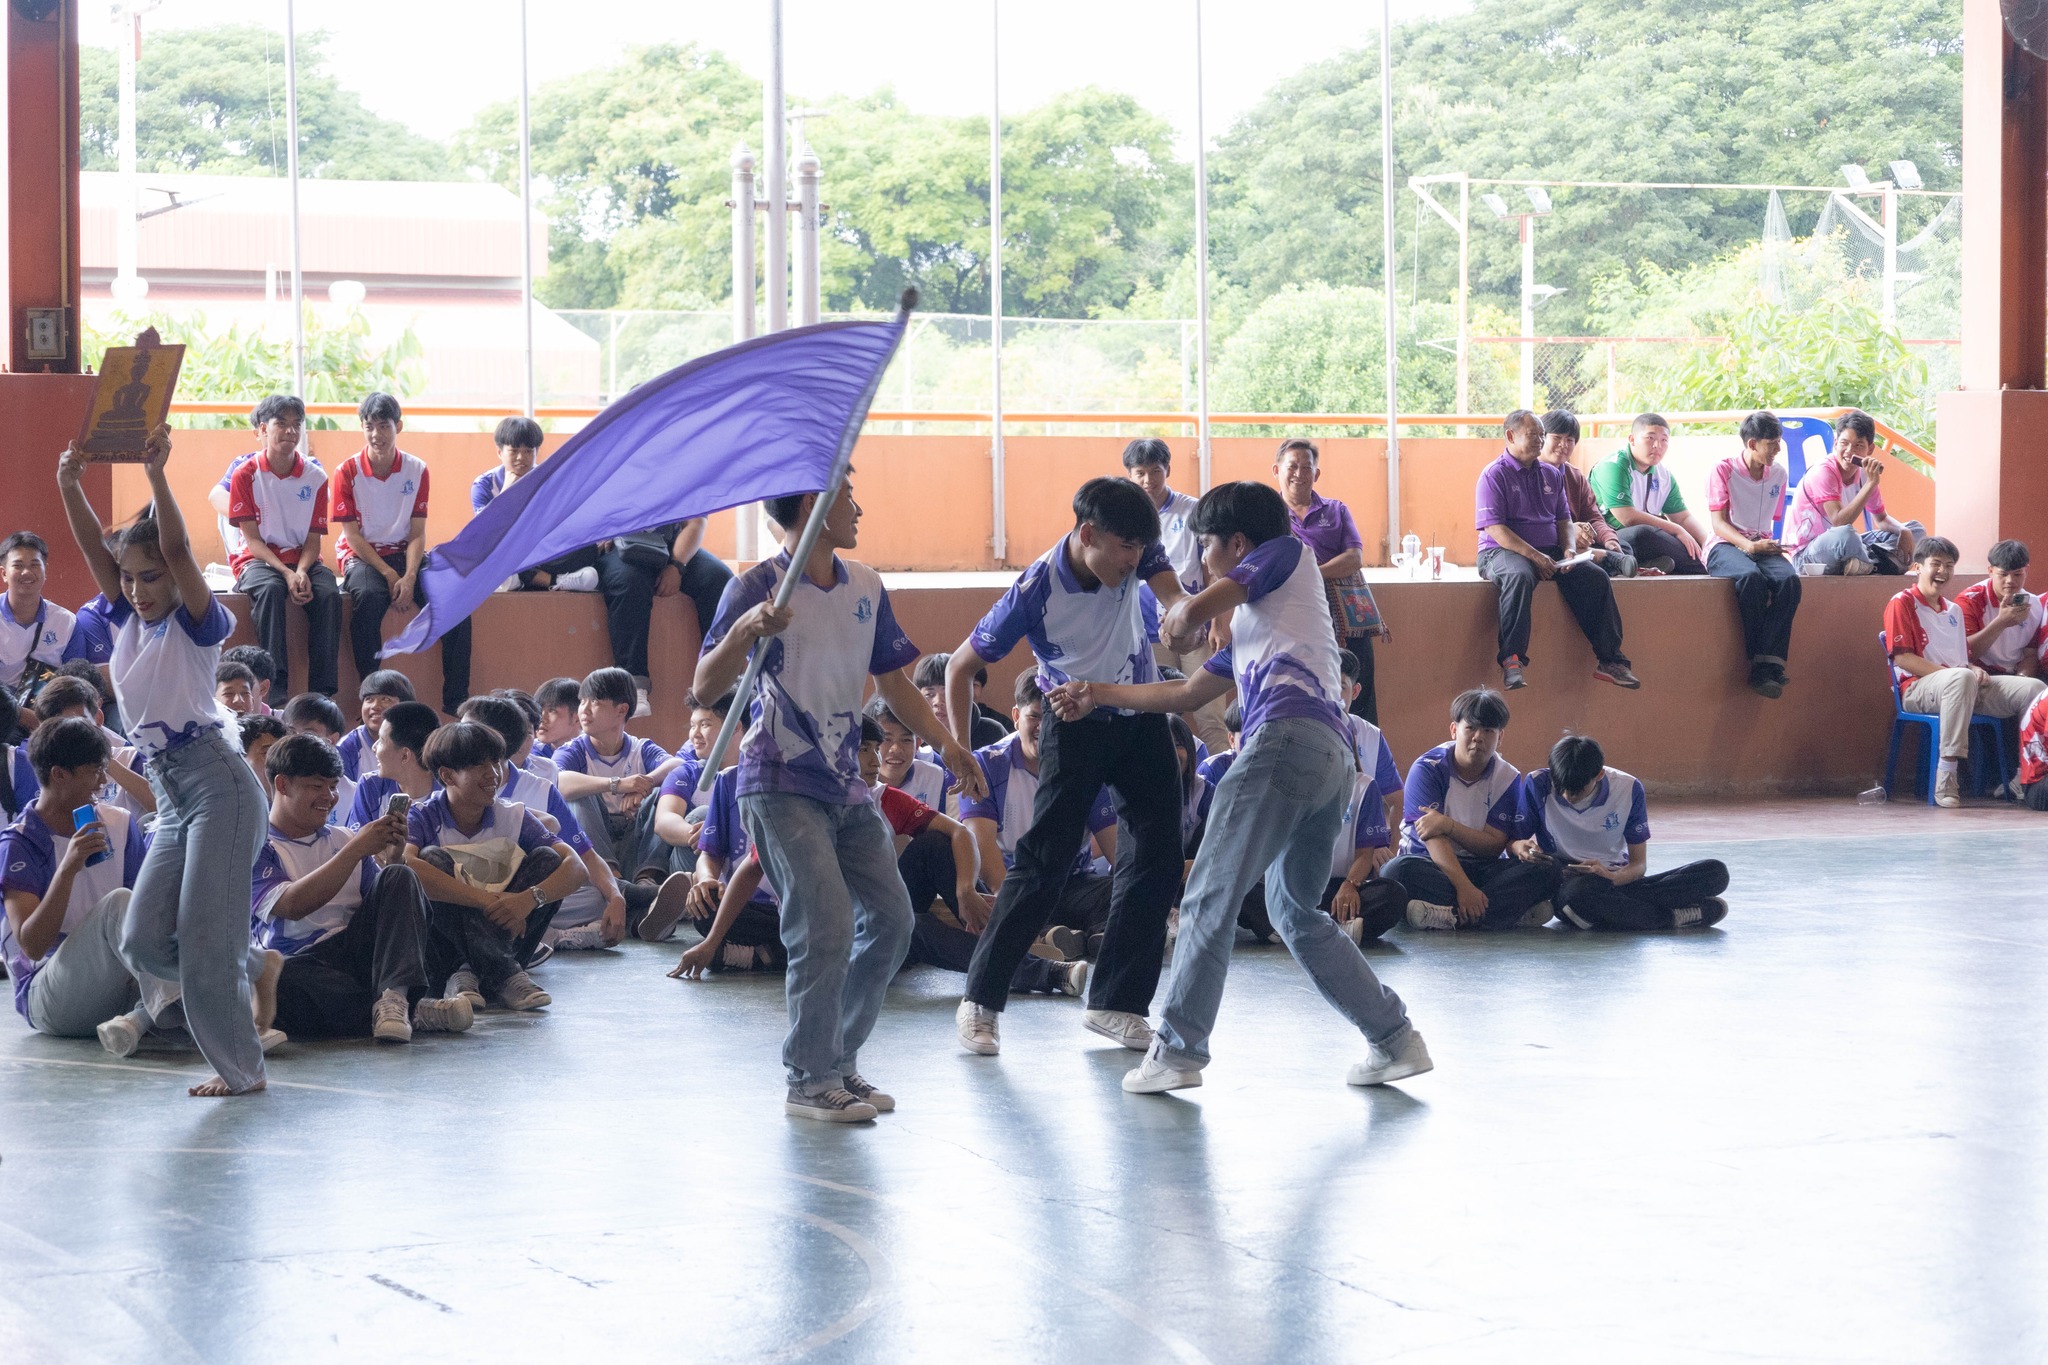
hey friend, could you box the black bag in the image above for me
[613,524,681,573]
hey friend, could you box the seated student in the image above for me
[1588,413,1710,574]
[1124,438,1231,753]
[677,761,786,973]
[2020,688,2048,811]
[1196,702,1241,789]
[866,695,954,812]
[553,666,681,880]
[337,669,415,782]
[1510,735,1729,929]
[1884,536,2046,808]
[491,689,555,781]
[237,714,289,799]
[1,530,112,692]
[1785,410,1921,576]
[221,645,279,716]
[0,695,34,821]
[30,675,153,818]
[226,394,342,697]
[281,692,357,819]
[215,661,260,717]
[342,700,440,828]
[650,692,727,876]
[254,734,473,1042]
[1539,411,1634,577]
[1476,409,1639,692]
[531,677,580,761]
[1704,411,1803,699]
[404,722,585,1012]
[913,653,1008,749]
[1381,688,1556,930]
[1958,540,2047,680]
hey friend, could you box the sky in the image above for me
[86,0,1469,151]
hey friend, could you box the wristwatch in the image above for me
[531,886,547,911]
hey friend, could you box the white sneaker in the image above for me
[445,968,485,1009]
[1050,959,1089,998]
[496,971,552,1011]
[1935,770,1962,808]
[552,923,609,951]
[1084,1009,1155,1051]
[1123,1044,1202,1094]
[497,575,521,593]
[412,995,474,1033]
[1340,916,1366,945]
[1347,1030,1434,1087]
[97,1013,143,1058]
[1842,557,1875,576]
[1405,899,1457,930]
[258,1027,289,1053]
[720,943,758,972]
[1519,900,1554,927]
[372,988,413,1043]
[633,686,653,720]
[553,566,600,592]
[956,998,1000,1055]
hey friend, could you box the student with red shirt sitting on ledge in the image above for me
[227,394,341,697]
[1957,540,2047,681]
[332,393,472,717]
[1884,537,2045,808]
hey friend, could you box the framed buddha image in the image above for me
[78,328,185,461]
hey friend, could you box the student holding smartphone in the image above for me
[1785,409,1923,576]
[1958,540,2048,680]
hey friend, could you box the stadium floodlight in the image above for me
[1840,163,1871,189]
[1888,160,1923,190]
[1524,186,1553,215]
[1482,193,1511,219]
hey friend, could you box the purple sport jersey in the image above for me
[1286,493,1364,566]
[1475,450,1570,553]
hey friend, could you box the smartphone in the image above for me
[71,805,110,867]
[1848,454,1866,467]
[382,791,412,820]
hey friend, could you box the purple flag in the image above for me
[386,311,909,656]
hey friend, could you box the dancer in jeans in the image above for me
[1047,481,1431,1096]
[694,474,982,1123]
[58,426,276,1097]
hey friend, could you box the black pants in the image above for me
[2023,780,2048,811]
[1706,544,1802,663]
[1557,859,1729,930]
[1381,852,1560,930]
[1342,631,1378,724]
[1477,544,1628,669]
[1617,524,1705,575]
[272,865,433,1039]
[236,559,342,696]
[1240,875,1405,943]
[344,550,473,714]
[684,901,783,950]
[964,709,1182,1014]
[524,546,732,680]
[422,845,563,993]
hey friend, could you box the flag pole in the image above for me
[700,289,919,776]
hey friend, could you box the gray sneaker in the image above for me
[1050,959,1089,998]
[1347,1029,1434,1087]
[636,872,694,943]
[412,995,474,1034]
[1029,926,1086,961]
[444,968,485,1009]
[496,971,552,1011]
[785,1086,878,1123]
[372,988,413,1043]
[842,1072,896,1113]
[1083,1009,1156,1051]
[1405,899,1458,930]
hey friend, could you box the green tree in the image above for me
[80,26,450,179]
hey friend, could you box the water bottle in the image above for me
[1401,533,1421,579]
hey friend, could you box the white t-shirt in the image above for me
[0,598,84,687]
[971,532,1175,699]
[106,595,240,753]
[1703,456,1790,555]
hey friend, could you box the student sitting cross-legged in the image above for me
[254,733,475,1042]
[866,695,955,813]
[1509,735,1729,930]
[553,667,682,881]
[342,700,440,828]
[673,761,786,974]
[404,721,586,1012]
[281,692,356,819]
[649,692,726,880]
[1381,688,1558,930]
[1884,536,2046,807]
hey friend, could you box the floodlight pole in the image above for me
[796,151,821,326]
[1881,183,1899,324]
[1378,0,1400,553]
[731,146,757,343]
[518,0,535,418]
[1193,0,1212,490]
[764,0,788,336]
[1519,215,1534,410]
[284,0,306,406]
[989,0,1007,564]
[1408,171,1470,433]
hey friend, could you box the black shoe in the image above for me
[1502,657,1527,690]
[1747,663,1783,699]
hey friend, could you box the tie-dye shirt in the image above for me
[1201,536,1348,744]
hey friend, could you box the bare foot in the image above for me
[189,1076,266,1098]
[251,949,284,1030]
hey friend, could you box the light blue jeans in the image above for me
[120,728,270,1093]
[1156,716,1412,1071]
[741,791,913,1094]
[1794,519,1925,573]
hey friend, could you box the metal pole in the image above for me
[1881,183,1898,324]
[115,9,140,302]
[796,151,821,325]
[764,0,788,334]
[989,0,1007,564]
[1518,216,1534,411]
[518,0,535,418]
[284,0,306,403]
[1192,0,1212,491]
[1456,173,1469,431]
[1379,0,1400,554]
[731,146,757,341]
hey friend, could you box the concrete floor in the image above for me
[1,798,2043,1363]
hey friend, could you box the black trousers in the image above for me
[524,546,732,680]
[422,845,563,993]
[1706,544,1802,662]
[1240,875,1405,943]
[1557,859,1729,930]
[1477,545,1628,669]
[2022,780,2048,812]
[272,864,433,1039]
[1381,852,1561,930]
[964,709,1182,1014]
[683,901,783,950]
[1616,524,1706,575]
[344,550,473,714]
[236,559,342,696]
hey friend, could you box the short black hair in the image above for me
[493,688,543,729]
[1540,409,1581,440]
[359,669,416,702]
[912,654,951,691]
[250,394,306,428]
[281,692,346,735]
[423,720,507,776]
[27,714,109,783]
[54,660,114,708]
[1337,649,1361,686]
[222,644,276,680]
[1168,714,1197,769]
[32,676,100,721]
[1912,535,1960,565]
[536,677,581,713]
[863,695,911,734]
[1504,409,1541,438]
[1739,410,1782,444]
[1988,540,2031,572]
[0,530,49,563]
[1449,687,1511,730]
[237,713,288,749]
[1632,412,1669,435]
[1548,734,1605,795]
[1122,437,1172,471]
[495,415,544,449]
[579,667,636,710]
[765,492,815,528]
[380,700,441,763]
[1275,437,1319,467]
[266,731,343,782]
[1013,671,1045,710]
[686,691,732,719]
[1191,481,1291,547]
[859,715,884,746]
[215,661,259,690]
[1222,702,1242,733]
[459,695,531,755]
[1073,477,1161,545]
[1833,409,1876,443]
[358,392,403,425]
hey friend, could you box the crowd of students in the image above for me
[3,396,2040,1117]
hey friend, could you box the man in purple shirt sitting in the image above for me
[1476,410,1639,691]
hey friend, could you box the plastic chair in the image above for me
[1879,631,2016,803]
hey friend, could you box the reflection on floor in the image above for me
[2,798,2044,1363]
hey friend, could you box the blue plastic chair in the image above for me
[1776,415,1873,539]
[1879,631,2016,803]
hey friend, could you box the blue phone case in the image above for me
[71,805,111,867]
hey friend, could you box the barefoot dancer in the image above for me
[59,427,274,1097]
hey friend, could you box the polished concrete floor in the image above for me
[2,798,2044,1363]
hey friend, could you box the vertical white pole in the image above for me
[764,0,788,335]
[1379,0,1400,553]
[1456,173,1469,428]
[518,0,535,418]
[989,0,1007,564]
[796,152,821,326]
[1192,0,1212,491]
[1518,216,1535,411]
[284,0,306,404]
[1881,184,1898,325]
[731,146,757,343]
[116,10,139,298]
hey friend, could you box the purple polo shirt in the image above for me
[1475,450,1570,553]
[1286,493,1363,565]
